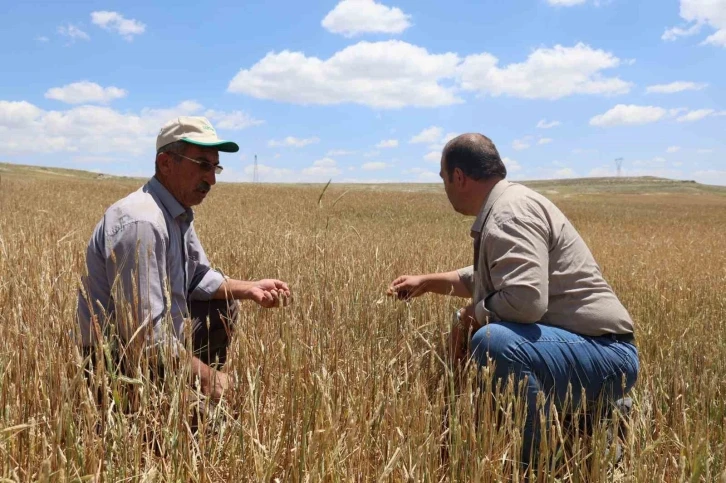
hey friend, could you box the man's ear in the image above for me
[454,167,466,187]
[156,152,173,175]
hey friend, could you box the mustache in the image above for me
[196,181,211,192]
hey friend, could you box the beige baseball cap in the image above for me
[156,116,239,153]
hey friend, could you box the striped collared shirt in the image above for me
[76,177,224,348]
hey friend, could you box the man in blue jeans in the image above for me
[388,133,638,464]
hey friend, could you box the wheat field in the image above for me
[0,171,725,482]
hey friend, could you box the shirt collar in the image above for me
[471,179,511,236]
[147,177,195,223]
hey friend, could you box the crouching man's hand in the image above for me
[449,304,482,364]
[387,274,429,300]
[192,356,230,401]
[247,279,292,308]
[214,277,292,308]
[206,370,229,401]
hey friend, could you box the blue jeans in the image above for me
[470,322,639,464]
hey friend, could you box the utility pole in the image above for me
[253,154,259,183]
[615,157,624,177]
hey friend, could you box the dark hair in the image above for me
[156,140,188,156]
[442,133,507,181]
[155,141,188,176]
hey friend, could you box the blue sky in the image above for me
[1,0,725,184]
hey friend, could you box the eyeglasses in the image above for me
[174,153,224,174]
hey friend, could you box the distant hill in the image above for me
[1,162,724,196]
[520,176,726,195]
[0,162,141,181]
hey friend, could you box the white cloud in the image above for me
[646,81,708,93]
[511,135,552,150]
[590,104,667,127]
[242,163,294,181]
[44,81,127,104]
[267,136,320,148]
[302,157,342,178]
[663,0,726,47]
[364,150,380,157]
[229,41,631,108]
[36,36,49,42]
[327,149,356,156]
[424,151,440,162]
[697,148,714,154]
[457,43,632,100]
[554,167,578,178]
[662,23,703,41]
[403,167,440,182]
[705,29,726,46]
[0,99,257,156]
[57,24,89,42]
[419,132,457,152]
[376,139,398,148]
[677,108,715,122]
[361,161,391,170]
[228,41,461,109]
[0,101,44,128]
[693,170,726,185]
[527,165,580,180]
[537,119,561,129]
[588,166,615,177]
[547,0,587,5]
[321,0,412,37]
[91,11,146,41]
[512,138,531,151]
[442,132,458,144]
[204,110,264,130]
[410,126,443,144]
[236,159,391,183]
[503,157,522,172]
[667,146,681,153]
[633,157,667,168]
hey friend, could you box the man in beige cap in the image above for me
[77,116,291,401]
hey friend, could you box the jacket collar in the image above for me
[470,179,510,236]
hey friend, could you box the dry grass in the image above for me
[0,173,725,482]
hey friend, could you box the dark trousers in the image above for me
[188,298,240,367]
[82,298,240,374]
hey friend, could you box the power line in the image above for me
[614,157,624,177]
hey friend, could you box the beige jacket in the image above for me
[457,180,634,336]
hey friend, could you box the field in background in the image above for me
[1,165,725,481]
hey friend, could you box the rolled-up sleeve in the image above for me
[457,265,475,297]
[187,228,225,300]
[478,215,550,324]
[190,268,225,300]
[106,221,174,348]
